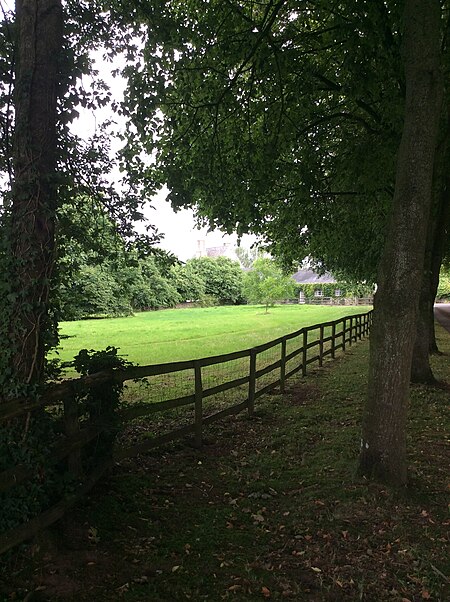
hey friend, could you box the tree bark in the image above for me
[8,0,63,390]
[411,264,437,383]
[358,0,443,485]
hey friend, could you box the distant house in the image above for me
[292,269,373,304]
[292,270,340,303]
[292,269,336,285]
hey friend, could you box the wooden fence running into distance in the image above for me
[0,309,373,555]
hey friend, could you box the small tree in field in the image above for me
[243,258,295,313]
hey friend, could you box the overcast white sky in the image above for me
[72,50,256,262]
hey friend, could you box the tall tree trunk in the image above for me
[358,0,443,485]
[8,0,63,391]
[411,273,435,384]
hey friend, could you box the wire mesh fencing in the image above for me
[118,310,373,452]
[0,310,373,556]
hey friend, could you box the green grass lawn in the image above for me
[56,304,371,367]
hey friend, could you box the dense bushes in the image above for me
[180,257,244,305]
[436,269,450,300]
[59,243,378,321]
[170,262,206,302]
[0,347,131,540]
[124,262,180,311]
[59,255,245,320]
[59,264,132,320]
[0,413,59,537]
[59,258,180,320]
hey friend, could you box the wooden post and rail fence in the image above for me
[0,310,373,555]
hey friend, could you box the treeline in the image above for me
[55,203,376,321]
[59,245,379,320]
[59,255,245,320]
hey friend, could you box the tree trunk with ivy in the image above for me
[358,0,443,485]
[0,1,63,538]
[5,0,63,396]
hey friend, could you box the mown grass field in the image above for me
[56,304,371,367]
[7,323,449,601]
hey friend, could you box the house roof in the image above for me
[292,269,336,284]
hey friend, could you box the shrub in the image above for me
[436,271,450,300]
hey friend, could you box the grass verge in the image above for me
[3,326,449,601]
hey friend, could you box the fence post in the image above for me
[331,321,336,359]
[358,315,362,340]
[280,339,287,394]
[194,363,203,447]
[248,349,257,417]
[319,325,324,367]
[302,330,308,377]
[342,318,346,351]
[64,392,83,478]
[349,317,353,346]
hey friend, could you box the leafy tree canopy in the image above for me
[57,203,180,319]
[243,257,295,312]
[170,262,206,302]
[118,0,407,282]
[184,256,244,305]
[0,0,173,395]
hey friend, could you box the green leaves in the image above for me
[117,0,404,281]
[182,256,244,305]
[71,345,130,376]
[242,258,295,310]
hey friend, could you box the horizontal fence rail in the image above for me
[0,310,373,554]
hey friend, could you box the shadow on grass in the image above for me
[3,327,449,601]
